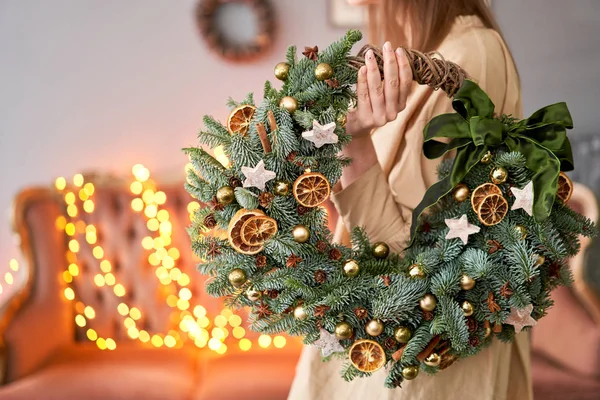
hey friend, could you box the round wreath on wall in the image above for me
[195,0,275,63]
[184,30,595,388]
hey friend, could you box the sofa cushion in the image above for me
[532,352,600,400]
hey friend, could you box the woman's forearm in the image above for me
[339,135,378,190]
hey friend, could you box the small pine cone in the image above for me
[487,240,503,254]
[266,289,279,299]
[422,311,434,321]
[316,240,329,253]
[203,213,217,229]
[549,261,562,278]
[469,336,480,347]
[314,269,327,284]
[325,78,340,88]
[259,192,275,208]
[328,248,342,261]
[381,276,391,286]
[314,304,330,318]
[286,151,297,162]
[255,255,267,268]
[353,307,368,320]
[466,317,478,333]
[297,205,309,216]
[228,176,242,188]
[384,337,398,351]
[305,100,316,109]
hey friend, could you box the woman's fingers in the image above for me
[355,65,372,129]
[365,49,386,127]
[382,42,400,121]
[396,47,413,112]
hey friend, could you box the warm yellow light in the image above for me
[94,274,105,287]
[105,338,116,350]
[83,200,95,213]
[144,205,157,218]
[142,189,155,204]
[92,246,104,259]
[129,307,141,320]
[100,260,111,273]
[167,248,180,260]
[117,303,129,316]
[141,236,154,250]
[85,224,95,234]
[159,221,172,235]
[153,237,164,250]
[55,216,67,230]
[220,308,233,318]
[211,327,225,340]
[193,306,207,318]
[75,314,86,327]
[65,223,76,236]
[228,315,242,327]
[166,294,178,307]
[131,198,144,212]
[9,259,19,272]
[273,336,287,348]
[55,177,67,191]
[86,233,97,244]
[147,218,159,231]
[178,273,190,286]
[155,266,168,279]
[68,263,79,276]
[68,239,80,253]
[198,316,210,328]
[232,326,245,339]
[169,268,182,281]
[62,271,73,283]
[164,335,176,348]
[187,202,200,214]
[148,253,160,266]
[139,330,150,342]
[179,288,192,301]
[214,315,227,328]
[65,192,76,205]
[239,338,252,351]
[176,299,190,310]
[104,273,115,286]
[4,272,14,285]
[67,204,78,217]
[84,182,95,196]
[124,317,135,329]
[132,164,150,182]
[208,337,221,351]
[258,334,272,348]
[194,337,208,348]
[86,328,98,341]
[96,338,107,350]
[162,257,174,269]
[156,248,168,260]
[216,343,228,354]
[130,181,143,195]
[78,189,89,202]
[154,191,167,205]
[64,287,75,300]
[151,335,164,347]
[159,276,172,286]
[73,174,84,187]
[127,327,140,339]
[161,235,172,247]
[214,145,231,168]
[156,210,169,223]
[84,306,96,319]
[113,284,126,297]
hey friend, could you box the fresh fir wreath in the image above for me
[184,30,595,387]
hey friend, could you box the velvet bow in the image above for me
[409,79,574,243]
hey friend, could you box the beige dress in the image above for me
[288,16,532,400]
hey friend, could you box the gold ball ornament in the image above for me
[216,185,235,204]
[274,180,290,196]
[452,183,470,202]
[490,166,508,184]
[337,114,347,127]
[293,305,308,320]
[460,275,476,290]
[342,259,360,278]
[535,254,546,266]
[365,319,384,337]
[279,96,298,113]
[461,300,474,317]
[228,268,247,288]
[292,224,310,243]
[394,326,412,344]
[274,62,291,81]
[480,151,493,164]
[424,352,442,367]
[334,321,354,340]
[402,365,420,380]
[246,288,262,301]
[409,264,425,278]
[419,294,437,312]
[315,63,334,81]
[372,242,390,259]
[484,326,492,338]
[515,225,527,240]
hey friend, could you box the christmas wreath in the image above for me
[184,30,595,387]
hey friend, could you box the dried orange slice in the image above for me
[477,194,508,226]
[227,209,265,255]
[349,339,386,372]
[240,215,278,246]
[227,105,256,136]
[293,172,331,208]
[471,183,502,213]
[557,172,573,203]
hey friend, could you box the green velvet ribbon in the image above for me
[409,79,574,244]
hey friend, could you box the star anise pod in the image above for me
[265,289,279,299]
[302,45,318,60]
[203,213,217,229]
[487,239,503,254]
[206,241,221,258]
[314,269,327,284]
[286,254,303,268]
[297,205,309,216]
[228,176,242,188]
[286,151,297,162]
[385,337,398,351]
[487,292,501,313]
[208,196,225,211]
[381,275,391,286]
[258,192,274,208]
[466,317,478,333]
[422,311,434,321]
[549,261,562,278]
[255,255,267,268]
[499,282,513,299]
[353,307,368,320]
[314,304,330,318]
[316,240,328,253]
[254,301,272,319]
[469,336,480,347]
[328,248,342,261]
[325,78,340,88]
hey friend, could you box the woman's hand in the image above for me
[346,42,413,138]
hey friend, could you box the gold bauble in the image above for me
[480,151,493,164]
[452,183,470,202]
[365,319,384,337]
[274,62,291,81]
[372,242,390,259]
[293,305,308,320]
[279,96,299,113]
[401,365,420,380]
[394,326,412,344]
[342,259,360,277]
[484,326,492,338]
[424,352,441,367]
[419,294,437,312]
[228,268,247,288]
[409,264,425,278]
[337,114,347,127]
[246,288,262,301]
[461,300,474,317]
[490,166,508,184]
[515,225,527,240]
[315,63,334,81]
[460,275,476,290]
[216,185,235,204]
[535,254,545,266]
[274,180,290,196]
[335,321,354,340]
[292,224,310,243]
